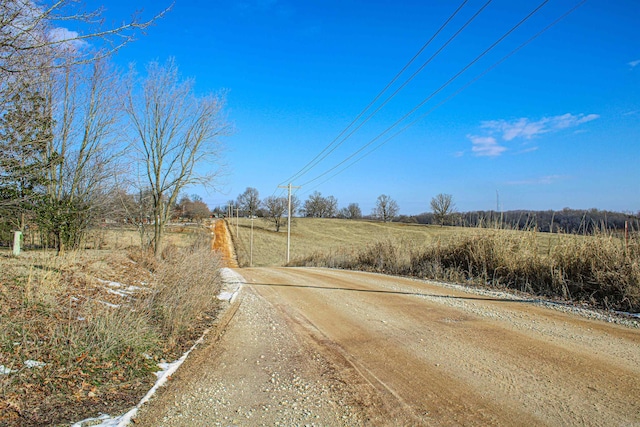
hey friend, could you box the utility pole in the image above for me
[235,207,239,237]
[250,217,254,267]
[278,183,300,263]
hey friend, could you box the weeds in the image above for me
[0,228,222,426]
[149,233,222,350]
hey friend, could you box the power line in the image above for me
[278,0,471,186]
[299,0,551,189]
[300,0,586,194]
[286,0,493,186]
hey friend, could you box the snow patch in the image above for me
[98,279,144,297]
[0,365,17,375]
[24,360,46,368]
[96,300,120,309]
[217,268,244,303]
[219,267,245,284]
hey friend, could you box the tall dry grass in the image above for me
[291,229,640,312]
[147,233,222,350]
[0,228,222,425]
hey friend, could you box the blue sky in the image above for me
[100,0,639,215]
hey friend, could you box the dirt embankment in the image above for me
[210,219,238,268]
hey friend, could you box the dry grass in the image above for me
[230,217,572,267]
[241,218,640,313]
[0,226,222,426]
[82,223,205,251]
[229,217,481,267]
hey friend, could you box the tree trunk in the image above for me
[154,217,163,258]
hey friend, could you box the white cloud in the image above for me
[629,59,640,68]
[468,135,506,157]
[481,113,599,142]
[47,27,89,51]
[482,117,544,141]
[468,113,598,157]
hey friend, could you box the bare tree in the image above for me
[372,194,399,223]
[236,187,260,217]
[262,195,287,232]
[125,59,229,257]
[177,194,210,223]
[0,0,170,75]
[338,202,362,219]
[38,58,123,252]
[431,193,456,226]
[303,191,337,218]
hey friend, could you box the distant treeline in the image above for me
[397,208,639,234]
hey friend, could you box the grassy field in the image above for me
[228,217,567,267]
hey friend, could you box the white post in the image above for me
[12,231,22,256]
[250,217,254,267]
[286,183,292,263]
[279,183,300,264]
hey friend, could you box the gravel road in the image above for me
[134,267,640,426]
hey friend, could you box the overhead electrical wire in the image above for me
[298,0,551,189]
[277,0,471,187]
[284,0,494,187]
[300,0,587,194]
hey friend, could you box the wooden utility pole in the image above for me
[250,217,254,267]
[235,207,239,237]
[278,183,300,263]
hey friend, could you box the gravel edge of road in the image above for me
[310,267,640,329]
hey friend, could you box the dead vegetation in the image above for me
[0,227,222,426]
[289,226,640,313]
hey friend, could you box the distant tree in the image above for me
[338,202,362,219]
[177,194,210,223]
[290,194,301,217]
[303,191,337,218]
[325,196,338,218]
[373,194,399,223]
[188,200,211,223]
[262,195,288,232]
[431,193,456,226]
[396,215,418,224]
[237,187,260,217]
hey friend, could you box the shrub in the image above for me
[148,232,222,349]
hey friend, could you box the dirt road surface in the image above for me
[134,262,640,426]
